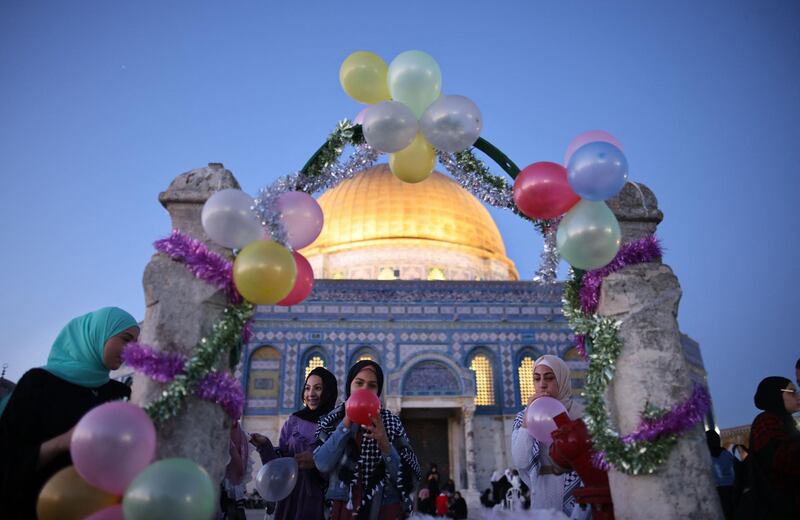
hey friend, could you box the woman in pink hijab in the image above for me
[510,355,587,518]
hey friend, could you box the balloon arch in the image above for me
[39,49,711,519]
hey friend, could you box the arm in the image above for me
[249,433,279,465]
[511,411,541,488]
[313,421,357,474]
[37,427,74,469]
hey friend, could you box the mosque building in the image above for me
[241,164,711,493]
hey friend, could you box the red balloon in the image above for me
[513,162,581,220]
[345,389,381,426]
[277,252,314,306]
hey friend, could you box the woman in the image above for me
[315,360,421,519]
[250,366,338,520]
[0,307,139,519]
[739,376,800,518]
[511,354,585,517]
[425,463,440,498]
[220,421,252,520]
[706,429,736,519]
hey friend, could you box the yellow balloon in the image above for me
[37,466,119,520]
[233,240,296,304]
[389,133,436,183]
[339,51,391,104]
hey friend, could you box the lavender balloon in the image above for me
[567,141,629,201]
[70,401,156,495]
[362,101,418,153]
[255,457,299,502]
[275,191,324,249]
[525,396,568,446]
[420,95,482,152]
[201,189,263,249]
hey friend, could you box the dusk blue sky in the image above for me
[1,1,798,428]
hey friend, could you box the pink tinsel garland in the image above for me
[122,343,244,421]
[154,230,242,304]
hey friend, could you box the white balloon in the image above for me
[420,95,482,153]
[362,101,418,153]
[255,457,298,502]
[201,189,263,249]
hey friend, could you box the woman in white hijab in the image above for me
[511,355,587,518]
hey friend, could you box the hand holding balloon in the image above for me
[525,396,567,447]
[364,414,390,454]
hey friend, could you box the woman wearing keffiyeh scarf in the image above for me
[510,355,587,518]
[314,360,421,519]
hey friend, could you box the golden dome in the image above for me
[302,165,518,281]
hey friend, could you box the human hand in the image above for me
[342,415,352,428]
[295,450,315,469]
[249,433,269,447]
[364,414,390,454]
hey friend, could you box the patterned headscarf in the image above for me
[317,361,421,516]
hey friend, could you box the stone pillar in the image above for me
[462,404,477,492]
[131,163,241,486]
[597,183,722,519]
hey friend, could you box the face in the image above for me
[304,374,324,410]
[782,383,800,414]
[350,367,379,396]
[103,326,139,370]
[533,365,559,397]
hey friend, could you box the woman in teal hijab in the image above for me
[0,307,139,519]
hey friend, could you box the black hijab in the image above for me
[345,359,384,398]
[293,367,338,423]
[705,429,723,458]
[754,376,797,433]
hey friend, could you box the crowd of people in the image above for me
[0,307,798,519]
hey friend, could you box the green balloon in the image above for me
[556,200,621,270]
[388,50,442,118]
[123,458,216,520]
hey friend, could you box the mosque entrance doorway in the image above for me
[401,407,457,490]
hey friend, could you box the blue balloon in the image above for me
[567,141,628,201]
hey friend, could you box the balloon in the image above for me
[389,132,435,183]
[339,51,391,104]
[346,389,381,426]
[353,107,369,125]
[70,401,156,494]
[37,466,119,520]
[388,50,442,118]
[255,457,299,502]
[362,101,418,153]
[564,130,624,166]
[201,189,263,249]
[274,191,324,249]
[556,200,621,270]
[86,505,125,520]
[233,240,296,305]
[525,396,568,446]
[567,141,629,201]
[123,458,216,520]
[513,162,581,220]
[277,251,314,306]
[419,95,482,152]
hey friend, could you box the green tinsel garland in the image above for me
[300,120,364,178]
[562,270,677,475]
[145,302,254,425]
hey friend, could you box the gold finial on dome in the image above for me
[301,165,518,281]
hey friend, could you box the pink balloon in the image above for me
[275,191,324,250]
[277,252,314,306]
[525,396,568,446]
[353,107,369,125]
[86,505,125,520]
[564,130,624,166]
[71,401,156,495]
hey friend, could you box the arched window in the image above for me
[304,354,326,379]
[518,354,535,405]
[247,346,281,411]
[350,347,379,366]
[427,267,446,281]
[468,352,495,406]
[564,347,588,393]
[378,267,398,280]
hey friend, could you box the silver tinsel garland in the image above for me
[532,222,560,284]
[437,151,514,209]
